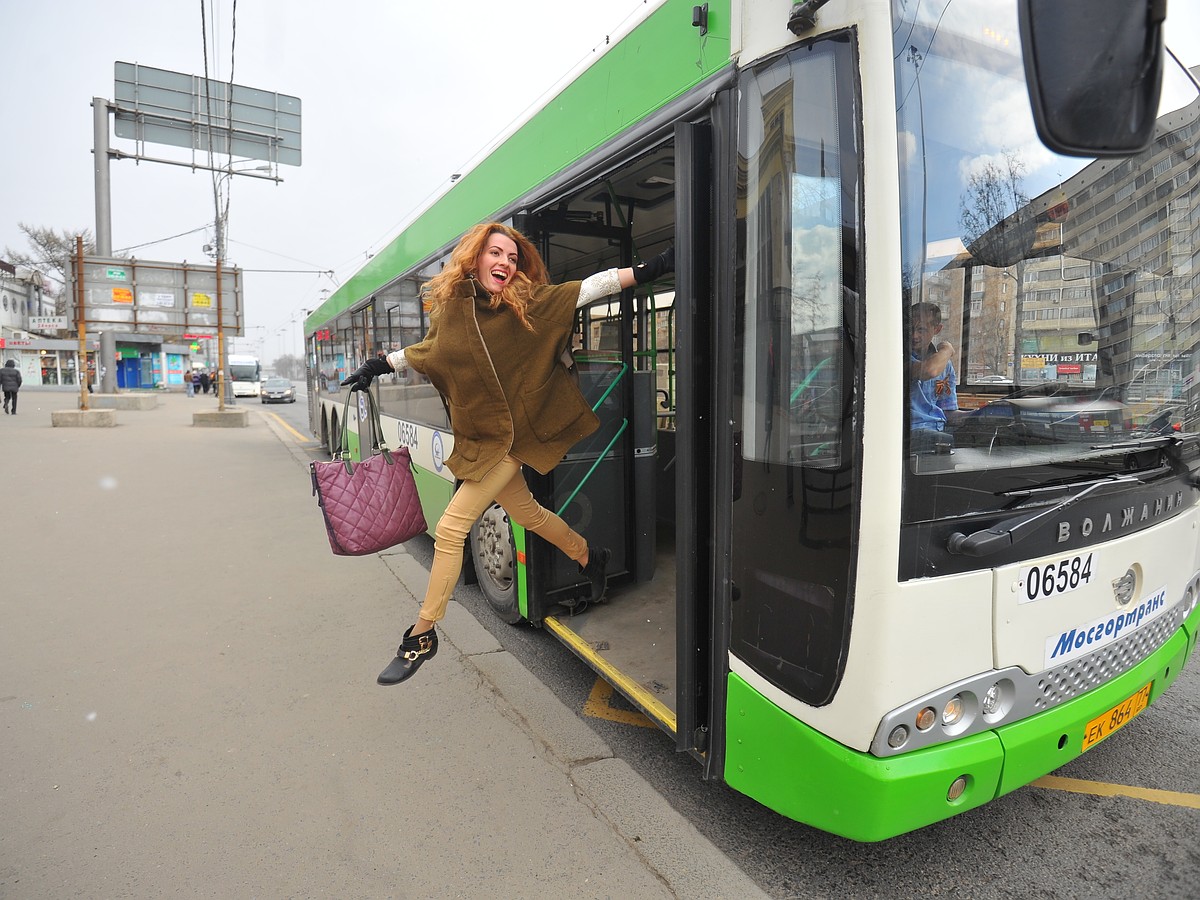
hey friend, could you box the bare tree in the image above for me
[959,149,1030,250]
[957,150,1034,383]
[3,223,95,315]
[273,353,304,381]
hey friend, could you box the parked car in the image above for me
[955,394,1131,448]
[260,377,296,404]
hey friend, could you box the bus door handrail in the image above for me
[556,361,630,517]
[790,355,833,404]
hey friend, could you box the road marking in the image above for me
[264,411,316,444]
[1033,774,1200,809]
[582,677,656,728]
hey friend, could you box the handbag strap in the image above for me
[336,387,393,468]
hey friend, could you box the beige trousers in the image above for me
[418,455,587,623]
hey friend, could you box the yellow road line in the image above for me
[265,411,315,443]
[582,678,657,728]
[1033,775,1200,810]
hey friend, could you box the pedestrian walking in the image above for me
[200,370,211,394]
[185,369,195,397]
[1,359,22,414]
[341,221,673,686]
[191,370,202,396]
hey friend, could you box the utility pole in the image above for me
[214,197,231,412]
[92,97,118,393]
[75,235,89,411]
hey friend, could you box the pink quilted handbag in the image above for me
[309,391,427,556]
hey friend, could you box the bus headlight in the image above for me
[982,683,1003,716]
[942,695,965,726]
[940,693,978,736]
[915,706,938,731]
[980,678,1015,723]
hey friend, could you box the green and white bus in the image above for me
[305,0,1200,840]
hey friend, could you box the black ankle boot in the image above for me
[377,625,438,685]
[579,545,611,603]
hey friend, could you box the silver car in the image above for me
[260,377,296,404]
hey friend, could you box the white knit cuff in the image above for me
[577,268,623,307]
[386,349,408,371]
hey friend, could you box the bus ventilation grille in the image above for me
[1033,602,1188,709]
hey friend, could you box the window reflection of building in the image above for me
[1024,79,1197,412]
[738,46,849,467]
[957,67,1198,424]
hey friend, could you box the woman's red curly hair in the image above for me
[422,223,549,330]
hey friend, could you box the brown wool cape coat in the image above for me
[403,279,600,482]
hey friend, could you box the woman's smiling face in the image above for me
[474,232,519,294]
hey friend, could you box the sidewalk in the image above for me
[0,391,765,899]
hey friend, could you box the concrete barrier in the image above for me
[51,409,117,427]
[193,408,250,428]
[89,393,160,410]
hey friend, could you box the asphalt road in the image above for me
[274,389,1200,900]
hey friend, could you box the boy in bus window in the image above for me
[909,302,961,450]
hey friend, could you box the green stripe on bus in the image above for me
[512,524,529,621]
[306,0,733,330]
[724,673,1003,843]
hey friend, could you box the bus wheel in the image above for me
[470,502,521,624]
[327,413,340,456]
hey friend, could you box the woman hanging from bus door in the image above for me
[342,222,674,685]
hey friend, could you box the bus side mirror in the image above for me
[1018,0,1165,158]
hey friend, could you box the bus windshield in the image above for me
[229,360,260,382]
[895,0,1200,484]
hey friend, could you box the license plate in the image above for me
[1082,682,1152,752]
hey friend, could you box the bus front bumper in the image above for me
[724,605,1198,842]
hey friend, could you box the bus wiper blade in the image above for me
[946,473,1140,557]
[1090,434,1181,452]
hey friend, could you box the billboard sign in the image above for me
[113,62,301,167]
[68,255,243,337]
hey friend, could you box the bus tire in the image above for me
[470,502,522,624]
[327,412,340,457]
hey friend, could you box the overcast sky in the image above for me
[3,1,1198,365]
[1,0,655,363]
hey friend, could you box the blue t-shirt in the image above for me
[911,349,958,432]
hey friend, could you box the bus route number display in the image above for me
[1019,553,1095,603]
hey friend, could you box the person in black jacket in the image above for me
[1,359,22,414]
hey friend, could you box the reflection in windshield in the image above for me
[740,44,850,469]
[894,0,1200,473]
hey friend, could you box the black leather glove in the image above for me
[340,356,393,392]
[633,246,675,285]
